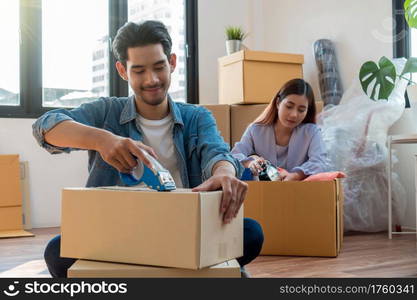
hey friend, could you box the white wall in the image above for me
[0,118,88,228]
[261,0,393,102]
[199,0,393,103]
[198,0,256,104]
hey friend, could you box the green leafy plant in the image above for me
[225,26,247,41]
[360,0,417,100]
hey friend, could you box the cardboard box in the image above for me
[230,104,268,148]
[218,50,304,105]
[68,259,241,278]
[0,155,34,238]
[315,101,324,114]
[61,187,243,269]
[0,155,22,207]
[244,179,343,257]
[200,104,231,145]
[0,206,23,231]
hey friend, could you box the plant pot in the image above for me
[226,40,242,55]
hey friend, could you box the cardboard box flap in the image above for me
[335,179,344,253]
[199,192,244,268]
[95,186,208,194]
[219,50,304,66]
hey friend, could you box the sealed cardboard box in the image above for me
[68,259,241,278]
[218,50,304,105]
[244,179,343,257]
[0,155,22,207]
[200,104,231,145]
[61,187,243,269]
[230,104,268,148]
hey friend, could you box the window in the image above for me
[0,0,198,118]
[93,64,105,72]
[42,0,109,108]
[393,0,411,107]
[0,0,19,106]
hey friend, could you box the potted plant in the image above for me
[225,26,247,55]
[359,0,417,100]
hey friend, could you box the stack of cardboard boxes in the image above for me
[0,155,33,239]
[62,187,243,277]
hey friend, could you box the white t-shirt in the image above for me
[135,114,183,188]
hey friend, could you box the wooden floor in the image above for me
[0,228,416,278]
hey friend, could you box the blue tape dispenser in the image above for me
[119,150,176,191]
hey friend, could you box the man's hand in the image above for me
[247,156,266,176]
[44,120,157,173]
[96,133,158,173]
[192,161,247,224]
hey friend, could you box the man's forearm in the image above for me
[44,120,112,151]
[212,160,236,177]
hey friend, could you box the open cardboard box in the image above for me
[244,179,343,257]
[61,186,243,270]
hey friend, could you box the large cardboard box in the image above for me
[218,50,304,105]
[68,259,241,278]
[230,104,268,148]
[61,187,243,270]
[244,179,343,257]
[200,104,231,145]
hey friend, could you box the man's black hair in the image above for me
[112,20,172,66]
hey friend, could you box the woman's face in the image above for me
[277,94,308,129]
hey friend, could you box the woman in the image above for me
[231,78,328,181]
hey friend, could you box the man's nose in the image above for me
[144,71,159,86]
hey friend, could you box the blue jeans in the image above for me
[44,218,264,278]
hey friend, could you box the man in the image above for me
[33,20,263,278]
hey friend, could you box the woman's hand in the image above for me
[279,170,306,181]
[247,156,266,176]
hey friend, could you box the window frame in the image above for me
[393,0,411,107]
[0,0,199,118]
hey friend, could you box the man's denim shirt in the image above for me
[32,96,243,188]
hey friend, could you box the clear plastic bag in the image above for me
[317,58,407,232]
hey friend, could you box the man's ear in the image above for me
[115,61,128,81]
[169,53,177,73]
